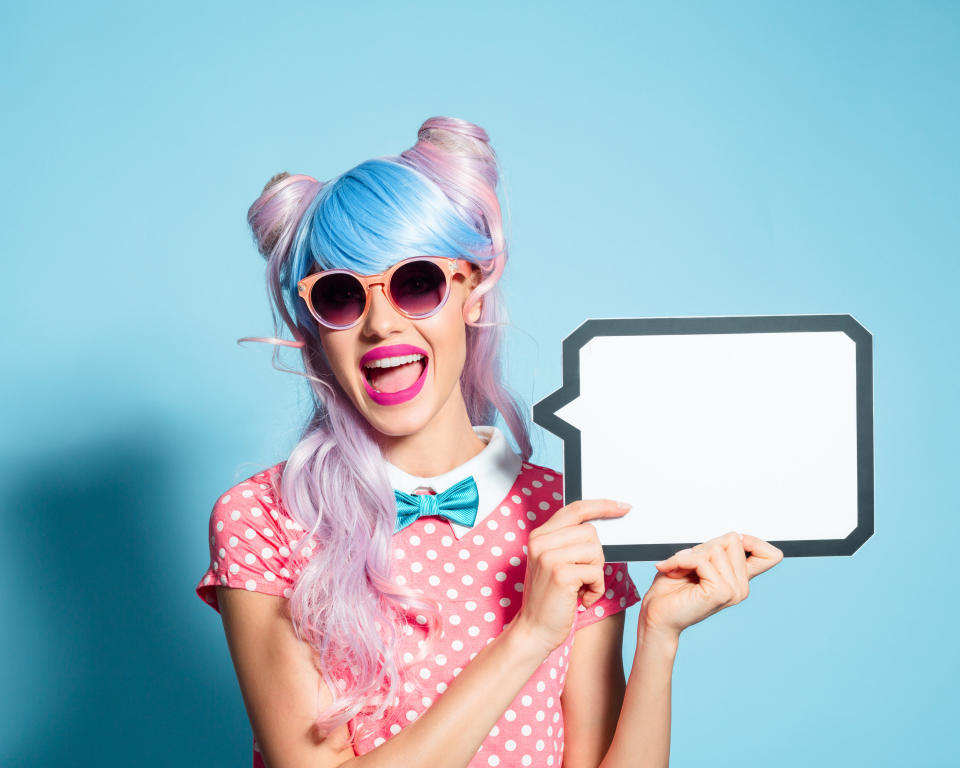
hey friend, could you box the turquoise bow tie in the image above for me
[393,476,480,534]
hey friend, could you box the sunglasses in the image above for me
[297,256,474,330]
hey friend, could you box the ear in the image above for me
[465,266,483,323]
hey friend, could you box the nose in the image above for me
[361,283,407,339]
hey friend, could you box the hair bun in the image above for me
[248,172,322,259]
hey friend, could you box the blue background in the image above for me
[2,1,957,766]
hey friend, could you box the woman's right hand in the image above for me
[513,500,632,655]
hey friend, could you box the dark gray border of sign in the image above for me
[532,314,874,561]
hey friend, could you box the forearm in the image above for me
[598,625,679,768]
[342,620,551,768]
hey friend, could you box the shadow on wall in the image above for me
[3,422,251,768]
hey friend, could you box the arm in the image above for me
[560,612,628,768]
[218,586,555,768]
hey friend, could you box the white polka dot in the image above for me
[505,531,516,541]
[419,668,430,679]
[550,668,557,679]
[251,507,262,517]
[436,681,448,693]
[422,696,432,707]
[244,553,256,565]
[446,588,458,599]
[406,709,419,721]
[441,535,453,546]
[429,575,440,586]
[241,489,254,498]
[536,680,546,692]
[461,574,474,586]
[537,739,546,750]
[230,510,241,521]
[514,582,524,592]
[435,653,447,666]
[595,606,605,617]
[553,711,560,722]
[218,547,226,558]
[264,572,276,582]
[472,534,485,545]
[500,506,511,515]
[280,568,290,578]
[521,724,533,737]
[521,488,532,497]
[510,556,521,566]
[403,654,415,666]
[517,520,526,530]
[487,519,498,530]
[283,588,292,598]
[616,571,624,581]
[522,756,532,766]
[620,597,627,607]
[477,561,488,571]
[483,611,495,622]
[547,756,554,766]
[443,563,455,574]
[229,563,240,574]
[244,528,256,539]
[395,548,406,559]
[553,492,563,501]
[539,501,550,511]
[504,709,516,721]
[468,626,480,637]
[487,757,500,766]
[410,535,421,545]
[499,597,511,607]
[544,473,554,481]
[215,520,224,532]
[458,549,470,560]
[244,579,256,590]
[221,495,231,504]
[489,725,500,737]
[416,614,427,624]
[395,575,407,585]
[279,546,290,557]
[526,511,537,521]
[511,495,522,504]
[390,724,402,735]
[480,586,492,597]
[606,588,615,599]
[426,549,438,560]
[262,528,274,538]
[465,600,477,611]
[411,562,423,573]
[424,522,436,533]
[451,639,463,651]
[261,547,273,559]
[506,740,517,751]
[449,614,461,626]
[521,695,532,706]
[536,709,546,721]
[495,571,507,582]
[374,737,385,747]
[491,545,502,556]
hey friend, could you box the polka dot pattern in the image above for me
[197,461,641,767]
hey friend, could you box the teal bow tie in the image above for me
[393,476,480,534]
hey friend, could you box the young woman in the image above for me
[196,116,783,768]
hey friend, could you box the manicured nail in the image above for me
[738,532,744,541]
[616,501,632,510]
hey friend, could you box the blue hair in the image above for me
[287,159,492,334]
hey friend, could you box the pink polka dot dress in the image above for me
[197,428,641,768]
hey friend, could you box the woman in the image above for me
[197,116,783,768]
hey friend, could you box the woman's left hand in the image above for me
[639,532,784,639]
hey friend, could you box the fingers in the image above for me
[740,534,784,578]
[536,499,630,536]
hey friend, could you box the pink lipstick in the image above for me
[360,344,429,406]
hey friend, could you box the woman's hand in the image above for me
[513,500,631,656]
[639,532,784,640]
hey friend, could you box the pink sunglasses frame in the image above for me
[297,256,474,330]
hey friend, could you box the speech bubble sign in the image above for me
[533,315,874,560]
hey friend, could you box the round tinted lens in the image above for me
[311,272,366,326]
[389,260,447,317]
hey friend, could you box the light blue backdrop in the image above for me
[2,2,956,766]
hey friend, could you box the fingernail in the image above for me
[616,501,632,510]
[738,532,744,541]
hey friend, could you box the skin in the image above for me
[218,261,785,768]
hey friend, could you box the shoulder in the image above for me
[208,462,304,539]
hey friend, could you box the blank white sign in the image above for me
[533,316,873,559]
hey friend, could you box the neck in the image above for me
[378,386,486,477]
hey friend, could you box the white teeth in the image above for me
[363,354,425,369]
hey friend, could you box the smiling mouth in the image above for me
[362,353,427,394]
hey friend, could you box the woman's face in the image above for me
[316,264,481,439]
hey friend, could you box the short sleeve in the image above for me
[195,468,306,613]
[574,561,642,631]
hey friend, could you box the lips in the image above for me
[359,344,429,406]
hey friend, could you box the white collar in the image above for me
[385,426,522,540]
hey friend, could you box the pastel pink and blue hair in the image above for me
[245,117,530,744]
